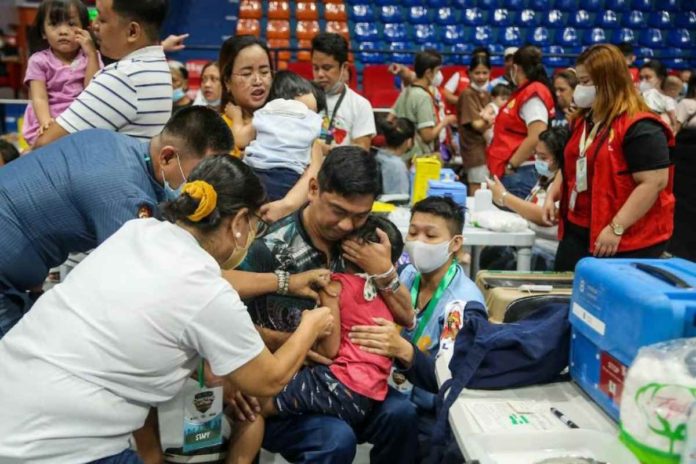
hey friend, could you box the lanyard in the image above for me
[578,120,602,159]
[410,261,458,348]
[326,85,348,134]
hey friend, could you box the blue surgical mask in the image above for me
[161,154,187,201]
[535,159,554,178]
[172,87,186,103]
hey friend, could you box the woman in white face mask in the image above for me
[542,44,674,272]
[0,155,334,463]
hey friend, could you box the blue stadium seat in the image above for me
[463,8,486,26]
[529,27,551,47]
[584,0,603,12]
[452,0,477,7]
[451,42,474,56]
[442,25,467,44]
[585,28,607,45]
[473,26,495,46]
[661,0,679,11]
[501,0,526,10]
[600,11,620,29]
[639,28,664,47]
[569,10,593,28]
[383,23,408,41]
[676,11,696,27]
[408,6,432,24]
[492,9,513,27]
[664,57,688,69]
[623,10,646,28]
[501,26,523,46]
[357,42,385,64]
[560,27,581,47]
[606,0,630,10]
[389,42,412,64]
[648,11,672,28]
[380,5,404,22]
[428,0,451,6]
[530,0,550,9]
[399,0,422,6]
[477,0,500,9]
[612,28,636,44]
[636,46,655,65]
[354,23,380,42]
[544,10,566,28]
[489,44,505,65]
[414,24,437,43]
[668,29,692,48]
[543,45,569,67]
[437,7,459,25]
[418,42,440,51]
[519,9,541,27]
[631,0,653,12]
[555,0,577,10]
[350,5,375,21]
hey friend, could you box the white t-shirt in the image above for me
[0,219,264,463]
[324,85,376,146]
[642,88,677,114]
[519,96,549,125]
[676,98,696,129]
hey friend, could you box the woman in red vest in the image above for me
[543,44,674,272]
[487,46,556,198]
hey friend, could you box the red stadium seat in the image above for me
[296,2,319,20]
[267,20,291,40]
[326,21,350,41]
[236,19,261,37]
[296,20,320,41]
[297,39,313,62]
[268,38,291,61]
[239,0,262,19]
[325,3,347,21]
[268,1,290,20]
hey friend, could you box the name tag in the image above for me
[183,386,223,453]
[576,157,588,193]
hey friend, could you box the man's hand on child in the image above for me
[226,390,261,422]
[288,269,335,302]
[341,228,393,277]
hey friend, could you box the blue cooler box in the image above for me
[569,258,696,421]
[427,180,467,208]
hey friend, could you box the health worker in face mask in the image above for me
[542,44,675,272]
[169,60,194,113]
[349,196,485,461]
[0,154,334,464]
[0,107,233,338]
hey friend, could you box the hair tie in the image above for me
[182,180,218,222]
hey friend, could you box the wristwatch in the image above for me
[610,221,625,236]
[275,270,290,295]
[506,162,517,173]
[378,275,401,294]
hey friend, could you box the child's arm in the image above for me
[75,29,100,87]
[29,80,53,129]
[667,109,678,133]
[226,103,256,150]
[314,281,342,360]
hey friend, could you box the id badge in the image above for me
[576,157,588,193]
[569,189,578,211]
[388,367,414,395]
[183,386,223,453]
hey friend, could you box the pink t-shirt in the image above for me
[329,273,393,401]
[22,49,101,144]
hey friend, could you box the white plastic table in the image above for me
[389,198,536,273]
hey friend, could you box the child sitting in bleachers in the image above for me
[481,84,513,146]
[238,71,325,201]
[22,0,101,146]
[226,215,404,464]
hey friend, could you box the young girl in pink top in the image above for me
[23,0,101,145]
[227,216,405,463]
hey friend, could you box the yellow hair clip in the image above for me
[182,180,218,222]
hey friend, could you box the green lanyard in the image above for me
[410,261,458,348]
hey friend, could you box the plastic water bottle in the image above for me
[474,182,494,213]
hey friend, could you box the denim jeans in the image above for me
[88,449,142,464]
[252,167,302,202]
[501,164,538,199]
[263,387,419,464]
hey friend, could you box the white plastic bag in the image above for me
[472,210,528,233]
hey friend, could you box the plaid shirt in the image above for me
[241,207,345,332]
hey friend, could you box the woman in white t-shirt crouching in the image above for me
[0,155,333,464]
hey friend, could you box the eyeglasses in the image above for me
[232,69,273,83]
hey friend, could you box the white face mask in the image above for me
[639,80,654,93]
[405,238,455,274]
[470,80,490,92]
[573,84,597,109]
[432,70,444,87]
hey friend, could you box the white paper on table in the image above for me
[465,400,566,433]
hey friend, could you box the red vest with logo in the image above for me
[487,81,556,177]
[560,112,675,253]
[442,74,470,115]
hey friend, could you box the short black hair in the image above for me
[491,83,513,98]
[617,41,635,58]
[415,50,442,78]
[318,146,381,198]
[269,70,327,113]
[352,215,404,264]
[411,196,465,236]
[161,106,233,158]
[161,154,266,232]
[312,32,349,64]
[538,127,569,171]
[0,140,20,165]
[112,0,168,42]
[380,117,415,148]
[29,0,90,54]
